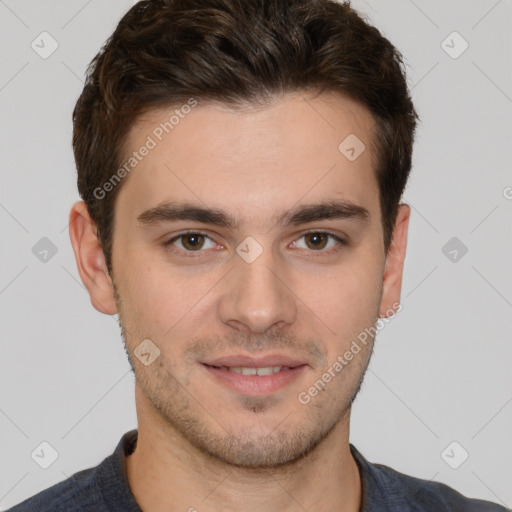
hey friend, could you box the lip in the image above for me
[201,353,308,368]
[199,354,309,396]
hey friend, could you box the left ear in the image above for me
[379,203,410,317]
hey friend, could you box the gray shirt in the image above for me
[7,429,510,511]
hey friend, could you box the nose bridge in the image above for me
[219,241,297,333]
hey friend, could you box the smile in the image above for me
[201,363,308,395]
[210,365,290,376]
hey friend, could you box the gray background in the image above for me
[1,0,511,509]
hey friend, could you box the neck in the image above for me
[126,390,361,512]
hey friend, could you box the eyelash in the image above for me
[163,230,347,257]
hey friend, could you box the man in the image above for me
[8,0,509,510]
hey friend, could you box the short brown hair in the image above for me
[72,0,419,276]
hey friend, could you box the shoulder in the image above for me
[350,444,510,512]
[5,465,103,512]
[6,430,139,512]
[376,465,509,511]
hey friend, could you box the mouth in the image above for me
[199,355,309,395]
[203,364,296,376]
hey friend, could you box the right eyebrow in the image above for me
[137,202,240,229]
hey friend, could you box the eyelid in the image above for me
[296,228,347,241]
[164,230,220,250]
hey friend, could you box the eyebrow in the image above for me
[136,199,369,229]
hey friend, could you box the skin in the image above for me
[69,91,410,512]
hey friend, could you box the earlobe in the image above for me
[379,203,410,318]
[68,200,118,315]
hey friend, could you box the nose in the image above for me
[218,246,297,334]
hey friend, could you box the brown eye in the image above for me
[304,232,329,250]
[180,233,205,251]
[165,232,217,252]
[292,232,345,253]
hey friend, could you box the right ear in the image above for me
[68,200,118,315]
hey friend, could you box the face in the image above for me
[77,92,408,469]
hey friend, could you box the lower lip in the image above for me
[200,364,308,395]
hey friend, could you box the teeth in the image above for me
[228,366,283,376]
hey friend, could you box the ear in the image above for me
[379,203,410,318]
[68,200,118,315]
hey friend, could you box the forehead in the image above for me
[115,92,379,224]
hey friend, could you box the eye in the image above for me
[291,231,345,252]
[163,230,346,257]
[165,232,218,252]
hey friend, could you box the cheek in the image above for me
[298,254,383,336]
[118,249,225,334]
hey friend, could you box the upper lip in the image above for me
[201,354,308,368]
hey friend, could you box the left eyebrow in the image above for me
[136,199,370,229]
[277,199,369,226]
